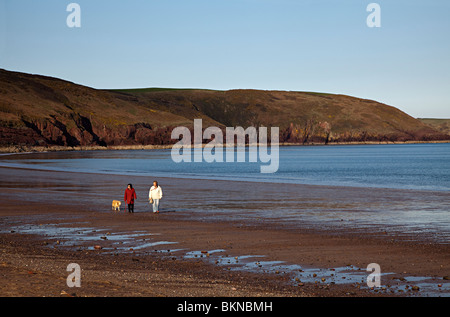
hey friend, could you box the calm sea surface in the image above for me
[1,143,449,191]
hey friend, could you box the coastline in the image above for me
[0,166,449,297]
[1,140,449,153]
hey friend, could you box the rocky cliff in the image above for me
[0,69,448,149]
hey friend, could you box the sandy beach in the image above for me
[0,166,449,297]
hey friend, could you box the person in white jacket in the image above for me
[149,181,163,213]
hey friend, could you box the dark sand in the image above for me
[0,167,449,297]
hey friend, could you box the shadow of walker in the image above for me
[149,209,177,214]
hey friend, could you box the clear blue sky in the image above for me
[1,0,449,118]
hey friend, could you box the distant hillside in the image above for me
[0,69,448,150]
[419,119,450,136]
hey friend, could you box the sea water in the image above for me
[1,143,449,191]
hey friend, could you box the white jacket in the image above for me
[149,186,163,200]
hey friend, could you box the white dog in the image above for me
[112,200,122,211]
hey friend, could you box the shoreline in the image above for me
[1,140,449,153]
[1,162,449,196]
[0,165,449,243]
[0,166,449,297]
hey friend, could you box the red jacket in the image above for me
[124,188,137,204]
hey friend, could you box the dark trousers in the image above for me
[127,203,134,213]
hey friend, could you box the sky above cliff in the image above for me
[0,0,449,118]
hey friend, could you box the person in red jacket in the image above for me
[124,184,137,213]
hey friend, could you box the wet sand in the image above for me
[0,167,449,297]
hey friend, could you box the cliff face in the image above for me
[0,69,191,147]
[0,119,176,147]
[0,69,448,148]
